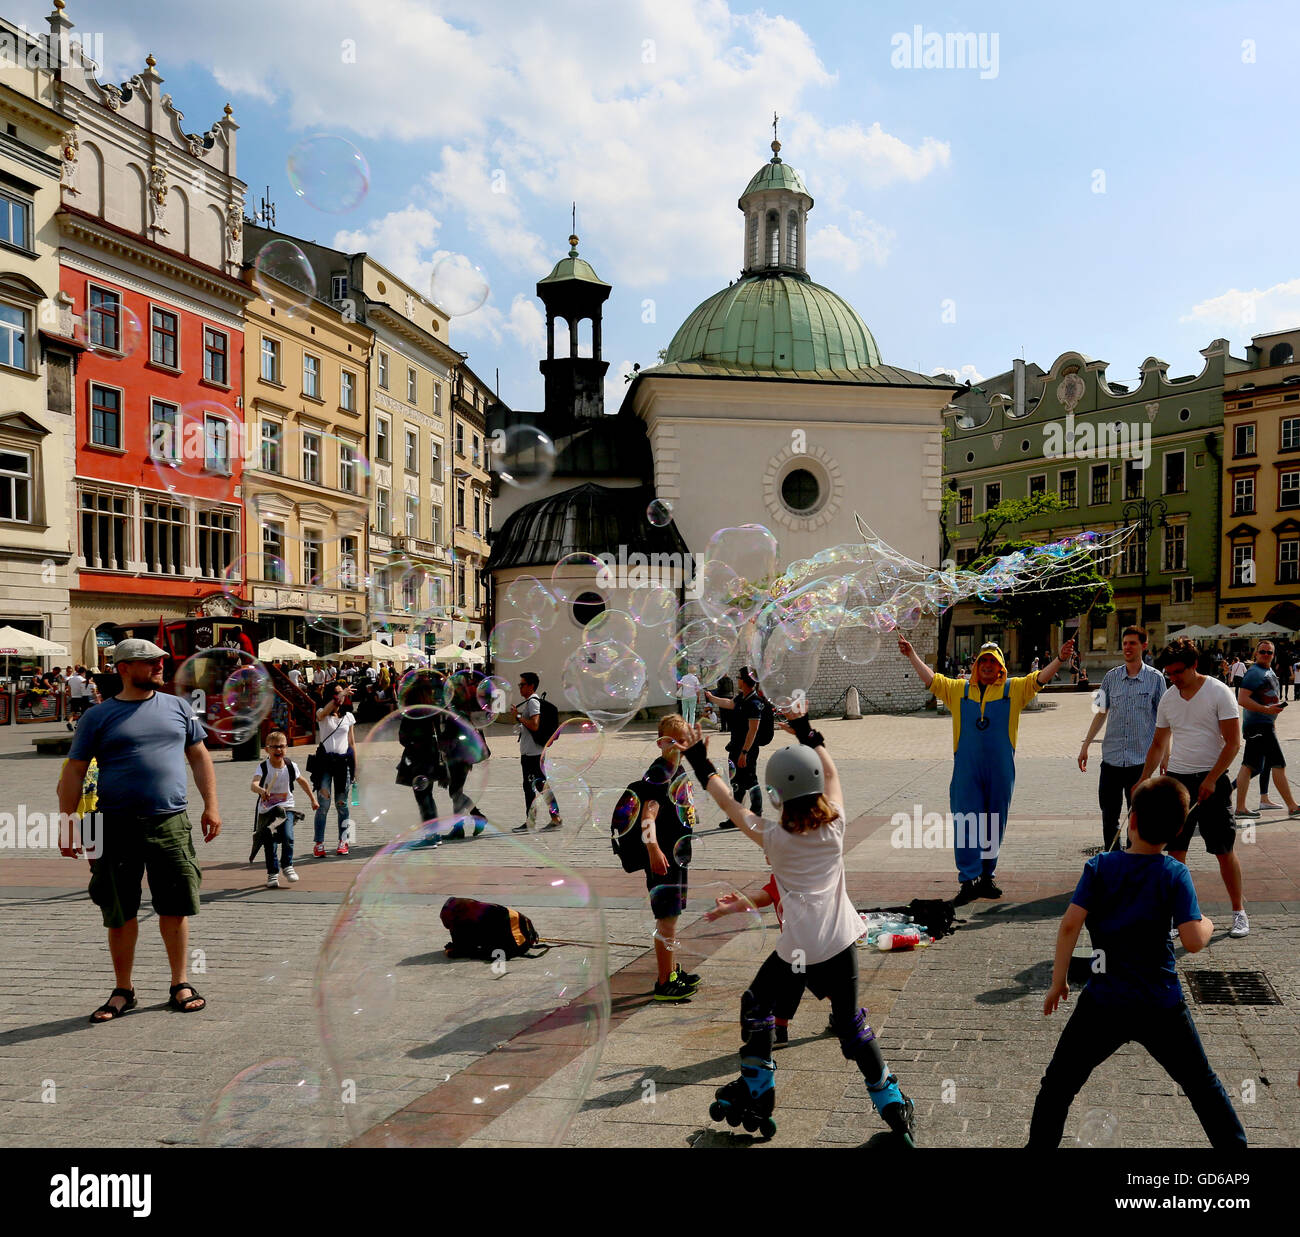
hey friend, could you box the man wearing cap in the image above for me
[899,634,1074,904]
[57,639,221,1020]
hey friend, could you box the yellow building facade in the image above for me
[450,362,493,641]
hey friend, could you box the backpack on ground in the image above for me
[610,786,648,873]
[755,694,775,746]
[440,896,545,960]
[534,691,560,747]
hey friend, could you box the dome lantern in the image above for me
[738,117,813,278]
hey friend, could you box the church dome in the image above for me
[663,273,881,373]
[740,158,810,199]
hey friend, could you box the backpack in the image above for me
[610,786,649,873]
[254,759,299,822]
[439,897,544,960]
[534,692,560,747]
[755,693,775,747]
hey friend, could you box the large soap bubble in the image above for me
[200,1057,344,1148]
[173,648,273,745]
[757,620,828,711]
[561,639,647,730]
[701,525,779,622]
[315,824,610,1147]
[287,135,370,213]
[430,253,490,317]
[489,424,555,490]
[253,239,317,316]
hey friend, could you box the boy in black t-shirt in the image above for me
[704,668,767,824]
[636,714,701,1002]
[1027,775,1247,1148]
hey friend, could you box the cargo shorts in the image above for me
[87,810,202,928]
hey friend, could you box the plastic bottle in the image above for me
[876,930,931,951]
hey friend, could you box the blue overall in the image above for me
[950,684,1017,881]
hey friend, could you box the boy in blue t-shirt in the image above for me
[1027,775,1247,1148]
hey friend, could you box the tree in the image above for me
[969,537,1114,644]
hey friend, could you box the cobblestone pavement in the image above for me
[1,693,1297,1149]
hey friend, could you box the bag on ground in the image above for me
[440,896,544,960]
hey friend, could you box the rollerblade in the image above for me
[867,1071,916,1147]
[708,1057,777,1139]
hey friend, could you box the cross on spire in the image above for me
[770,111,782,160]
[773,111,779,142]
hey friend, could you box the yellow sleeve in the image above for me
[930,673,964,711]
[1010,674,1042,709]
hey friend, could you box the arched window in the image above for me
[1269,342,1294,367]
[786,210,799,267]
[765,210,779,266]
[746,213,759,268]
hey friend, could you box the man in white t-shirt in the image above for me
[677,671,701,726]
[508,671,560,832]
[288,665,302,689]
[1229,658,1246,687]
[311,683,357,857]
[1140,637,1248,937]
[65,666,91,731]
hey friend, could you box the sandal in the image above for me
[167,982,206,1013]
[90,987,136,1022]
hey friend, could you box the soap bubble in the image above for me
[253,239,318,316]
[628,585,676,628]
[1075,1108,1119,1147]
[561,639,646,729]
[73,302,143,358]
[542,717,606,783]
[646,498,673,527]
[287,135,370,213]
[488,619,541,662]
[489,424,555,490]
[758,620,828,711]
[200,1057,342,1147]
[174,648,272,745]
[702,525,779,621]
[430,253,490,316]
[475,674,512,719]
[592,785,641,841]
[503,575,560,629]
[583,608,637,648]
[315,825,609,1147]
[551,551,608,588]
[833,611,881,665]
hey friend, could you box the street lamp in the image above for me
[1121,496,1169,630]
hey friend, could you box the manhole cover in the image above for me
[1184,971,1281,1006]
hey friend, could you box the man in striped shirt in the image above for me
[1078,626,1167,850]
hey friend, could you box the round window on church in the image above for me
[780,468,821,514]
[571,591,606,627]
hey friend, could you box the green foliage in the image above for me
[970,538,1115,631]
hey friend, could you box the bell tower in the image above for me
[536,228,612,425]
[738,116,813,279]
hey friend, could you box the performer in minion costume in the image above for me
[899,636,1074,904]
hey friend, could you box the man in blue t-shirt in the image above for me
[1233,641,1299,819]
[57,639,223,1021]
[1027,775,1246,1148]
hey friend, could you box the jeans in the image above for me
[313,755,352,844]
[262,812,295,875]
[1097,762,1143,851]
[1027,987,1246,1148]
[521,754,558,821]
[680,696,697,725]
[728,744,763,814]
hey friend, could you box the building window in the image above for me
[88,287,120,352]
[1232,542,1255,587]
[407,367,417,403]
[378,351,389,389]
[90,384,122,448]
[430,503,442,544]
[303,353,320,398]
[302,431,321,484]
[456,486,465,527]
[1090,463,1109,505]
[765,209,779,266]
[782,468,821,512]
[263,523,285,581]
[376,487,389,534]
[150,306,178,368]
[0,302,29,369]
[1028,474,1045,496]
[1058,470,1077,508]
[434,383,442,415]
[261,420,281,473]
[1172,576,1193,605]
[1234,424,1255,457]
[1282,417,1300,451]
[260,336,279,383]
[340,370,355,411]
[572,589,605,626]
[0,190,31,249]
[430,436,441,476]
[1120,534,1142,576]
[197,508,236,578]
[1280,469,1300,510]
[376,416,390,463]
[1268,342,1294,367]
[80,488,130,570]
[303,530,322,583]
[0,448,32,522]
[205,416,229,473]
[1163,522,1186,573]
[339,537,358,588]
[455,422,464,456]
[484,499,490,530]
[1163,450,1185,495]
[404,427,417,472]
[1124,459,1143,499]
[430,575,444,608]
[339,442,357,493]
[331,274,348,302]
[957,487,973,524]
[472,434,480,467]
[457,566,466,607]
[405,493,418,537]
[1280,539,1299,584]
[141,498,186,575]
[203,327,228,385]
[984,481,1001,511]
[149,400,179,463]
[472,493,480,534]
[1233,476,1255,515]
[373,570,391,612]
[402,571,419,611]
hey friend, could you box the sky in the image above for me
[12,0,1300,412]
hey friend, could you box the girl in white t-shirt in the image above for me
[678,713,915,1144]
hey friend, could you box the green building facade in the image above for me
[942,339,1248,669]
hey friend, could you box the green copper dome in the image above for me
[538,236,609,288]
[740,157,810,201]
[663,273,881,374]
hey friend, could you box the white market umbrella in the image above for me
[1172,624,1213,639]
[328,638,423,662]
[257,637,317,662]
[433,643,484,665]
[0,625,68,682]
[1204,624,1234,637]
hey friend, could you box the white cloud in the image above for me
[333,205,443,291]
[931,363,983,384]
[1180,278,1300,335]
[605,359,639,414]
[806,212,894,271]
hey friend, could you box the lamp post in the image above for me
[1121,497,1169,630]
